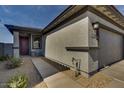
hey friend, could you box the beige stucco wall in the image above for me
[88,11,124,72]
[45,10,124,75]
[13,31,19,58]
[98,28,123,68]
[87,11,124,34]
[45,17,89,73]
[88,16,99,73]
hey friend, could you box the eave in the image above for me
[42,5,124,35]
[5,24,42,35]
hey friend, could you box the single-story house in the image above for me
[5,5,124,77]
[5,25,43,57]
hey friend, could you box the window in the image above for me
[32,35,41,49]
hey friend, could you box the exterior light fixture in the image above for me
[92,22,100,41]
[92,22,99,30]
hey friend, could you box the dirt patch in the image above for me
[63,70,113,88]
[0,57,44,88]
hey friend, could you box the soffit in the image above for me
[43,5,85,33]
[91,5,124,28]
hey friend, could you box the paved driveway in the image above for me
[31,57,82,88]
[31,57,124,88]
[101,60,124,87]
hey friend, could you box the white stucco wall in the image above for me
[45,17,89,73]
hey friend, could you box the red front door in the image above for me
[19,36,29,55]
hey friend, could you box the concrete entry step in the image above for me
[31,57,59,79]
[31,57,82,88]
[44,72,82,88]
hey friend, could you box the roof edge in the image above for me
[42,5,76,33]
[4,24,42,34]
[43,5,124,34]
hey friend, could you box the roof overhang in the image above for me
[91,5,124,29]
[42,5,124,34]
[5,24,42,35]
[43,5,86,34]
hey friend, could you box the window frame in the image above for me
[32,35,41,49]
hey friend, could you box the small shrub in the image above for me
[0,56,8,61]
[6,57,22,69]
[7,74,28,88]
[10,57,22,67]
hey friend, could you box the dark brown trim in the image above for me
[43,6,124,35]
[14,30,41,34]
[43,6,75,33]
[45,57,90,74]
[43,6,88,35]
[110,5,124,21]
[122,38,124,61]
[45,57,100,76]
[66,47,99,52]
[5,24,42,35]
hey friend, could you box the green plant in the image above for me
[10,57,22,67]
[0,56,8,61]
[6,57,22,69]
[7,74,28,88]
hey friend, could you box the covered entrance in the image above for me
[5,24,43,58]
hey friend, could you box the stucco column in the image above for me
[88,18,99,75]
[42,34,47,56]
[13,31,20,58]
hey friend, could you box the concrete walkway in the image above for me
[31,57,124,88]
[101,60,124,88]
[31,57,82,88]
[31,57,59,79]
[44,72,82,88]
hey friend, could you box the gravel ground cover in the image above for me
[0,56,44,88]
